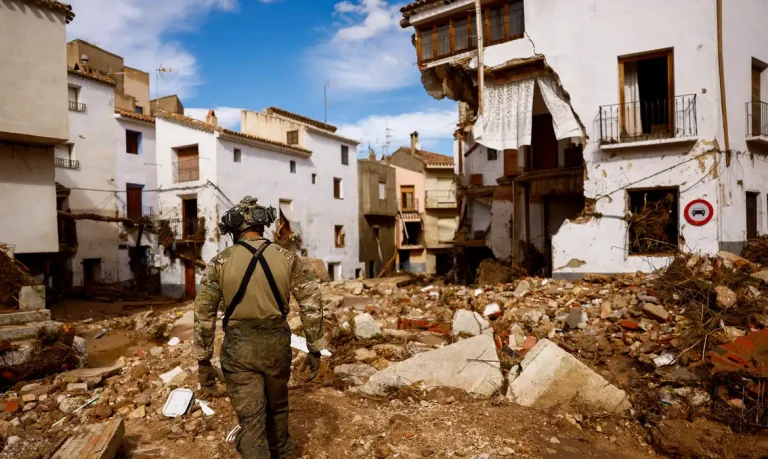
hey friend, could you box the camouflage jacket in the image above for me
[192,236,326,361]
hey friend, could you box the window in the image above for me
[174,145,199,182]
[68,86,78,104]
[627,188,679,255]
[82,258,102,286]
[333,178,343,199]
[182,197,199,240]
[126,184,143,219]
[619,49,674,141]
[401,186,415,211]
[135,106,143,115]
[234,148,241,163]
[750,58,767,136]
[373,226,381,239]
[68,86,85,112]
[287,130,299,145]
[487,148,498,161]
[341,145,349,165]
[416,1,523,64]
[747,192,759,240]
[126,130,141,155]
[334,225,346,248]
[379,182,386,200]
[312,173,317,184]
[290,160,296,174]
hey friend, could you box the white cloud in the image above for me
[185,107,244,130]
[66,0,238,99]
[336,109,457,155]
[307,1,418,92]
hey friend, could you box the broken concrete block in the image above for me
[507,339,631,413]
[600,301,613,319]
[357,335,503,397]
[513,281,531,298]
[642,303,669,322]
[353,348,377,362]
[18,286,45,311]
[714,286,737,309]
[334,363,377,385]
[452,310,492,337]
[565,309,584,329]
[67,383,88,393]
[51,418,124,459]
[637,295,659,304]
[353,313,381,339]
[717,251,752,269]
[750,269,768,283]
[57,364,123,384]
[345,281,365,296]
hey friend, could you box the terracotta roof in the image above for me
[393,146,454,166]
[155,110,311,156]
[115,109,155,124]
[67,68,116,87]
[266,107,337,133]
[22,0,75,23]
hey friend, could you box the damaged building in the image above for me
[400,0,768,278]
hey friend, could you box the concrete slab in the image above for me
[0,310,51,326]
[18,286,45,311]
[0,321,62,341]
[57,364,123,382]
[507,339,631,413]
[51,418,124,459]
[358,334,503,397]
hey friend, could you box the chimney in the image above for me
[368,147,376,161]
[410,131,420,155]
[206,109,218,127]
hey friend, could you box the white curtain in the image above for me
[623,61,643,137]
[473,78,535,151]
[536,76,582,140]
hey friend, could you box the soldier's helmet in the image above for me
[218,195,277,236]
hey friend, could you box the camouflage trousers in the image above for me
[221,317,293,459]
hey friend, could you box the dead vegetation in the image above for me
[0,326,84,388]
[628,191,677,255]
[0,252,39,307]
[742,235,768,265]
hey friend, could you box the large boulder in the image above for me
[357,334,503,397]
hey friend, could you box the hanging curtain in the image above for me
[623,61,643,138]
[473,78,535,151]
[536,76,582,140]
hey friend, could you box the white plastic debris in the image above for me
[653,353,676,368]
[226,425,242,443]
[473,288,484,297]
[162,388,195,418]
[159,366,184,384]
[167,337,181,346]
[290,334,332,357]
[420,285,434,292]
[196,399,215,416]
[483,303,501,317]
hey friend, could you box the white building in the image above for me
[155,108,361,297]
[400,0,768,278]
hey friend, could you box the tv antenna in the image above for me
[383,119,394,156]
[324,83,332,123]
[154,63,173,100]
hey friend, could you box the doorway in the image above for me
[367,260,375,278]
[182,197,198,239]
[184,261,196,298]
[83,258,102,287]
[327,262,340,281]
[747,192,758,240]
[435,252,453,276]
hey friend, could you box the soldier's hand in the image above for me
[299,352,321,382]
[198,360,221,397]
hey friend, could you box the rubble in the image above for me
[452,310,492,337]
[353,313,381,339]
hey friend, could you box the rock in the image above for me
[67,382,88,393]
[507,339,631,413]
[89,404,113,420]
[358,335,503,398]
[717,251,751,269]
[133,394,151,407]
[149,347,163,357]
[619,319,640,330]
[483,303,501,318]
[59,397,86,414]
[344,281,365,295]
[22,403,36,412]
[130,364,149,379]
[354,348,377,362]
[508,324,525,349]
[724,326,746,339]
[642,303,669,322]
[637,295,659,304]
[452,310,492,337]
[372,344,408,360]
[353,313,381,339]
[21,394,35,403]
[600,301,613,320]
[565,309,584,329]
[184,419,200,432]
[6,436,20,446]
[714,286,737,309]
[333,364,377,386]
[750,269,768,283]
[302,257,331,283]
[19,285,45,311]
[513,281,531,298]
[127,405,146,419]
[57,364,123,383]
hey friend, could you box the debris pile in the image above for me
[0,252,39,308]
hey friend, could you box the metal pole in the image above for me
[475,0,485,115]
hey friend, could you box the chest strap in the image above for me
[222,240,287,329]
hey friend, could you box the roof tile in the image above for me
[67,68,116,87]
[22,0,75,22]
[115,109,156,124]
[266,107,338,133]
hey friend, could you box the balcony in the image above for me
[747,101,768,144]
[174,157,200,183]
[168,217,204,241]
[425,190,457,209]
[54,157,80,170]
[69,100,87,113]
[599,94,698,148]
[122,206,156,222]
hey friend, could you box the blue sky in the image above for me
[65,0,457,156]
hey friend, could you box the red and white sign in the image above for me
[684,199,714,226]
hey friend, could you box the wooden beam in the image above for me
[57,211,150,225]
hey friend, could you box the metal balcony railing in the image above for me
[168,217,202,240]
[399,198,419,212]
[69,100,87,113]
[54,157,80,170]
[123,206,156,221]
[425,190,457,209]
[599,94,698,145]
[173,157,200,183]
[747,101,768,137]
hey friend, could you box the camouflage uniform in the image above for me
[192,197,325,459]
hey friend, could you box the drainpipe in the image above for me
[475,0,485,115]
[717,0,730,166]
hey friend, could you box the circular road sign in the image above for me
[684,199,714,226]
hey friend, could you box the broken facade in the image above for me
[358,154,397,278]
[402,0,768,277]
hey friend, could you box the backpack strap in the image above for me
[222,240,281,328]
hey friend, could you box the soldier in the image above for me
[192,196,325,459]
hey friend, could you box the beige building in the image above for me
[0,0,75,256]
[389,133,458,275]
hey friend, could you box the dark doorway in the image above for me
[184,261,196,298]
[398,249,411,271]
[435,252,452,276]
[367,260,375,278]
[83,258,101,286]
[531,114,558,171]
[637,56,670,134]
[747,192,758,240]
[182,198,199,239]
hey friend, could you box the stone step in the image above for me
[0,310,51,326]
[0,321,63,342]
